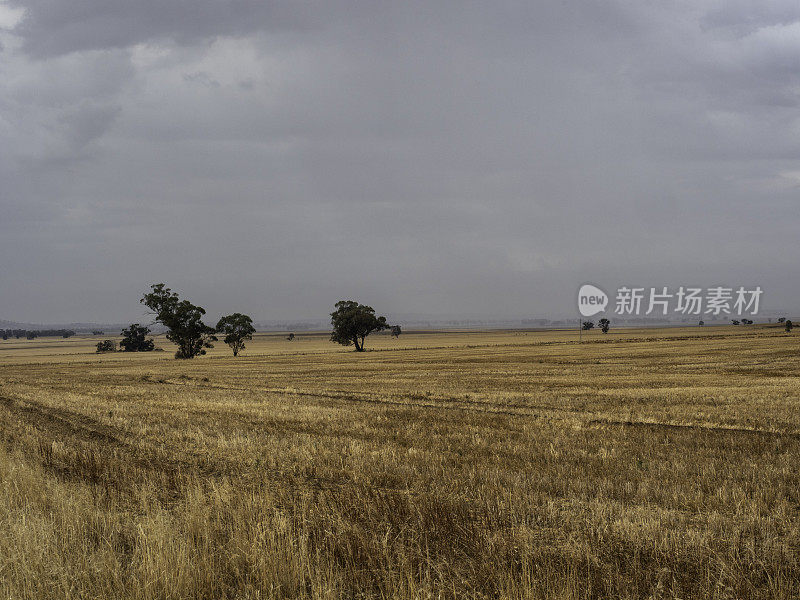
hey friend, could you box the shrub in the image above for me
[95,340,117,353]
[120,324,155,352]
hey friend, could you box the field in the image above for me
[0,326,798,599]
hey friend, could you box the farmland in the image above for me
[0,326,798,599]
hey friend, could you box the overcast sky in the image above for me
[1,0,799,323]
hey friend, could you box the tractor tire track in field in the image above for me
[134,379,800,438]
[144,378,564,420]
[0,394,125,447]
[586,417,800,439]
[0,393,417,504]
[0,393,223,503]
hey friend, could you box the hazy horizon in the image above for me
[2,302,797,331]
[2,1,799,323]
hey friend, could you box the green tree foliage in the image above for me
[582,320,594,331]
[330,300,388,352]
[119,323,155,352]
[141,283,216,359]
[390,325,402,338]
[96,340,117,353]
[216,313,255,357]
[785,320,793,333]
[598,318,610,333]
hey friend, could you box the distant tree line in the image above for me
[1,329,75,340]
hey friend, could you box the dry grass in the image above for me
[0,326,798,599]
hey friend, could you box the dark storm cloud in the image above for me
[1,1,799,323]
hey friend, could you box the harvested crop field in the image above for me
[1,326,798,599]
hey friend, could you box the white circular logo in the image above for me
[577,284,608,317]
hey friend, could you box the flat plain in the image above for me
[0,326,798,599]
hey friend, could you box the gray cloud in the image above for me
[6,0,311,57]
[1,1,799,323]
[701,0,800,34]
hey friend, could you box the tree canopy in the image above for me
[216,313,255,357]
[330,300,388,351]
[141,283,216,359]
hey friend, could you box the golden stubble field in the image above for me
[0,326,798,599]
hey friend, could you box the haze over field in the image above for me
[2,1,800,323]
